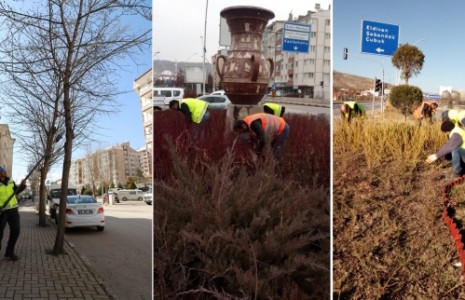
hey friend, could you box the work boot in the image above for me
[4,253,19,261]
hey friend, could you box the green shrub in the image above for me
[389,85,423,118]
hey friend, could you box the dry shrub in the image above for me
[153,110,330,298]
[153,110,330,189]
[154,143,330,299]
[333,118,465,299]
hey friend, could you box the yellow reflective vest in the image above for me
[181,98,209,124]
[0,178,18,210]
[448,109,465,125]
[263,103,283,116]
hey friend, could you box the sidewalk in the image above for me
[268,96,330,108]
[0,202,113,300]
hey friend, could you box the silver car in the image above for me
[198,94,231,110]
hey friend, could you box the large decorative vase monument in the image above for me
[216,6,275,106]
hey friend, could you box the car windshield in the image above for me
[67,196,97,204]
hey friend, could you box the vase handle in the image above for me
[267,58,274,80]
[216,55,226,81]
[251,54,260,82]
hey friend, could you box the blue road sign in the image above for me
[282,22,311,53]
[425,94,441,100]
[361,20,399,56]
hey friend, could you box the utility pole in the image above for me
[202,0,208,95]
[342,47,385,115]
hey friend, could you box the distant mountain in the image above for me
[334,70,391,91]
[153,60,212,75]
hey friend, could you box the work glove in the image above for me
[426,154,438,163]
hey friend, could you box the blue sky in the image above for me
[333,0,465,94]
[9,2,152,181]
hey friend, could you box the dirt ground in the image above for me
[333,121,465,299]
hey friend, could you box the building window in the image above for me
[311,32,317,38]
[304,73,314,79]
[325,33,331,39]
[325,19,330,26]
[310,45,316,52]
[305,59,315,65]
[324,59,330,66]
[324,46,330,53]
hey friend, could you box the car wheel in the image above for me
[146,202,152,205]
[97,226,104,232]
[137,197,143,201]
[122,197,127,201]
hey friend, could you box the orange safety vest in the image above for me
[243,113,286,138]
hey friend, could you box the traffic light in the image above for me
[320,81,324,87]
[343,48,348,60]
[375,78,382,92]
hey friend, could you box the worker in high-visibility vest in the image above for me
[340,101,366,122]
[426,120,465,179]
[169,98,210,148]
[263,103,285,117]
[0,165,26,261]
[412,100,438,125]
[233,113,290,160]
[442,109,465,127]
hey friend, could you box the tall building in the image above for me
[0,124,15,175]
[263,6,331,101]
[133,68,153,179]
[69,142,145,191]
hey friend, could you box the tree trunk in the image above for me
[38,167,48,226]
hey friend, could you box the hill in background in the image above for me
[334,70,392,91]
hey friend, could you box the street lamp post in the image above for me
[202,0,209,96]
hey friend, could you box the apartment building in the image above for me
[133,68,153,179]
[69,142,144,190]
[134,68,153,152]
[0,124,15,175]
[262,5,331,101]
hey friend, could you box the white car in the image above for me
[144,189,152,205]
[198,94,231,110]
[55,195,105,231]
[210,90,225,95]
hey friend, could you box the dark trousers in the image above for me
[0,207,20,255]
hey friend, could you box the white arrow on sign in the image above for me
[376,47,385,53]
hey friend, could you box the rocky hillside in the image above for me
[334,70,391,91]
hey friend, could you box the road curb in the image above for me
[47,213,118,300]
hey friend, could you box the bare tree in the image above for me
[0,0,151,254]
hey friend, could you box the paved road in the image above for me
[285,103,330,115]
[64,201,152,300]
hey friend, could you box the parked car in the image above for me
[198,94,231,110]
[46,184,78,219]
[117,189,144,201]
[153,87,184,108]
[55,195,105,231]
[144,189,152,205]
[210,90,225,95]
